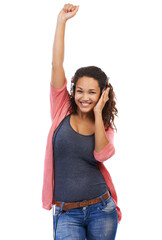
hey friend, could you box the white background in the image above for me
[0,0,162,239]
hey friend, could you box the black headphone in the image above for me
[70,77,110,98]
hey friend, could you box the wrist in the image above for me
[57,17,67,25]
[94,110,102,115]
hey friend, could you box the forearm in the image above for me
[52,19,66,67]
[94,111,109,152]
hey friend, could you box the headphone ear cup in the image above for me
[100,78,109,97]
[100,88,103,98]
[73,85,75,97]
[70,87,73,96]
[70,82,74,97]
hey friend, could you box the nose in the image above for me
[82,93,90,101]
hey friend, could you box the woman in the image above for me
[42,3,122,240]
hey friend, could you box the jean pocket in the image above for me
[97,196,117,215]
[54,205,68,216]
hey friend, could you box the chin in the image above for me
[79,107,90,111]
[78,106,94,113]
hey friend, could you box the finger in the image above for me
[104,89,109,99]
[63,4,68,12]
[73,5,79,13]
[64,4,78,14]
[71,5,79,13]
[104,95,109,102]
[69,4,76,11]
[106,92,109,101]
[66,4,76,12]
[64,4,72,12]
[106,87,110,94]
[106,88,110,98]
[102,88,107,95]
[66,4,73,11]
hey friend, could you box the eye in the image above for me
[76,90,96,94]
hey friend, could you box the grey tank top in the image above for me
[52,113,108,202]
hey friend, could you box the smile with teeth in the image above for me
[80,102,92,107]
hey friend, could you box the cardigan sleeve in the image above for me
[50,78,70,122]
[93,125,115,162]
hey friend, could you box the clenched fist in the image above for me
[58,4,79,23]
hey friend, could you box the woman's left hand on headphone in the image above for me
[93,87,110,113]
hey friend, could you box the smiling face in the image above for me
[74,76,101,115]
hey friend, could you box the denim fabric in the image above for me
[52,190,118,240]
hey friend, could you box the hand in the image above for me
[58,4,79,23]
[93,87,110,113]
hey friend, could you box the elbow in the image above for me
[93,144,115,162]
[42,203,52,210]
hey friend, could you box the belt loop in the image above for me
[60,202,65,211]
[99,195,106,206]
[99,190,109,206]
[108,189,112,196]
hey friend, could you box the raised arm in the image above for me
[51,4,79,89]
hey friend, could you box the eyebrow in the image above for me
[76,87,96,91]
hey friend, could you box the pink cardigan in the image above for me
[42,78,122,223]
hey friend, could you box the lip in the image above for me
[80,102,92,107]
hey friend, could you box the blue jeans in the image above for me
[52,190,118,240]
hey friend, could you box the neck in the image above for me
[76,109,95,121]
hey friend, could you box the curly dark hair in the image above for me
[68,66,118,132]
